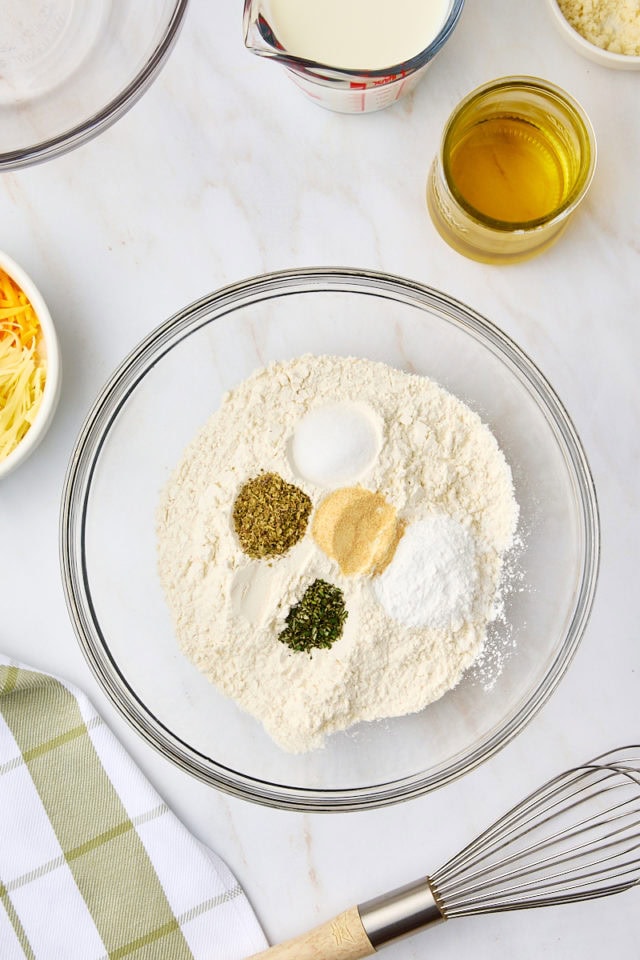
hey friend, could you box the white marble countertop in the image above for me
[2,0,640,956]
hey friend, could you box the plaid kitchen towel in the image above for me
[0,655,267,960]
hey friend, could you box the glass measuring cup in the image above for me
[243,0,465,114]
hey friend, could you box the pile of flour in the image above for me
[157,355,519,753]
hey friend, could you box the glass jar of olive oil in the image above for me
[427,76,596,264]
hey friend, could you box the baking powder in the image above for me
[374,516,478,629]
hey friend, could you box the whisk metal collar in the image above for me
[359,877,445,948]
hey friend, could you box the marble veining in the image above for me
[1,0,639,957]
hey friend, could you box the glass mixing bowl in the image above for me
[60,269,599,811]
[0,0,188,171]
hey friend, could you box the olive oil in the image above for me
[449,116,570,223]
[427,78,595,263]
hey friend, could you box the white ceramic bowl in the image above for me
[546,0,640,69]
[0,252,60,479]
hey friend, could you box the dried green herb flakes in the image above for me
[279,579,348,654]
[232,471,312,559]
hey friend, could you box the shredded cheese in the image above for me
[0,267,47,462]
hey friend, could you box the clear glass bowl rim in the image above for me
[60,267,600,812]
[0,0,189,172]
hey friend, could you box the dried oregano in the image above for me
[232,471,312,559]
[279,579,348,655]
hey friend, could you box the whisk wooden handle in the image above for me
[247,906,375,959]
[248,878,444,959]
[250,757,640,959]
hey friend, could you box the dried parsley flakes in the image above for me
[232,471,312,559]
[279,579,348,654]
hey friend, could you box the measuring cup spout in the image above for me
[242,0,351,77]
[243,0,287,61]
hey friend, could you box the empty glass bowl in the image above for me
[60,268,599,810]
[0,0,188,170]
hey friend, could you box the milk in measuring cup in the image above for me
[269,0,450,69]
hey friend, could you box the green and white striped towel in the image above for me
[0,655,267,960]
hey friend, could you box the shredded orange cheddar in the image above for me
[0,267,47,462]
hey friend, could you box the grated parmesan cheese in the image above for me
[558,0,640,55]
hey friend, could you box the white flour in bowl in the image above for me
[157,355,519,753]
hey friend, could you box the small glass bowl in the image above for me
[0,0,188,171]
[60,268,599,811]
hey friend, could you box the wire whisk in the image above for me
[431,759,640,916]
[249,747,640,959]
